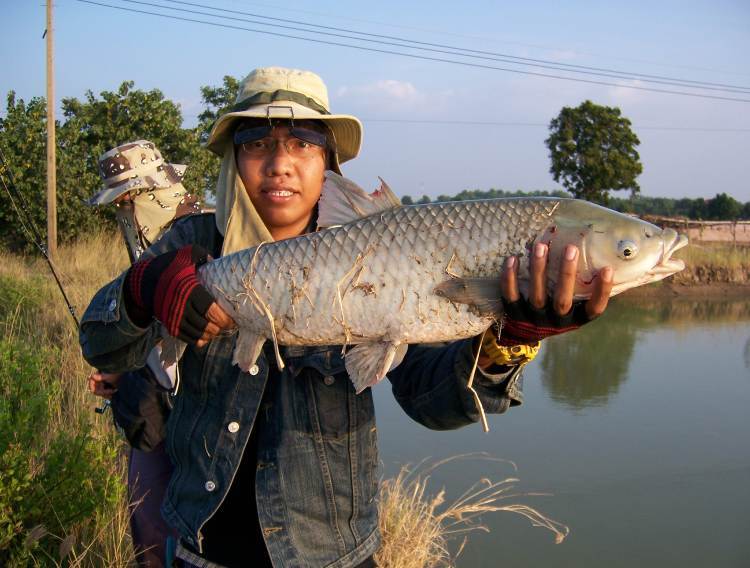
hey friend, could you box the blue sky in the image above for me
[2,0,748,201]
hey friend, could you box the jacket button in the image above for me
[323,375,335,386]
[108,299,117,312]
[227,421,239,433]
[204,480,216,492]
[249,364,260,376]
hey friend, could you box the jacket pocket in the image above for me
[301,353,351,441]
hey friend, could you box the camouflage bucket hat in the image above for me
[205,67,363,165]
[89,140,187,205]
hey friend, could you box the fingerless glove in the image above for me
[124,245,214,342]
[498,298,592,346]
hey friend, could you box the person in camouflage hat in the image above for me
[91,140,201,260]
[87,140,201,568]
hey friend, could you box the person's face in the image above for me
[235,121,327,241]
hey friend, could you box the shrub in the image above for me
[0,336,124,566]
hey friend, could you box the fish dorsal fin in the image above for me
[318,171,401,228]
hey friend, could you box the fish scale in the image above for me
[192,174,686,392]
[200,198,558,347]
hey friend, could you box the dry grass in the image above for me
[0,232,135,566]
[3,234,571,567]
[375,456,569,568]
[674,242,750,270]
[671,243,750,285]
[0,231,130,436]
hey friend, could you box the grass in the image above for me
[375,456,569,568]
[671,242,750,285]
[674,242,750,270]
[0,233,572,567]
[0,232,134,567]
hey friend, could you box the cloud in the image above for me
[547,49,579,62]
[335,79,447,115]
[607,79,649,105]
[338,79,422,102]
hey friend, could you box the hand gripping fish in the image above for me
[196,172,687,393]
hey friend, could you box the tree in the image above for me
[186,75,240,199]
[545,100,642,203]
[0,82,206,250]
[0,92,108,250]
[689,198,708,220]
[60,81,199,202]
[706,192,742,220]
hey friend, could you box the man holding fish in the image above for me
[81,67,684,567]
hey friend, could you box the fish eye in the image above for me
[617,240,639,260]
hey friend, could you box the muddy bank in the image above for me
[620,261,749,298]
[671,264,750,286]
[625,281,749,299]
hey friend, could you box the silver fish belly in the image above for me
[201,198,557,345]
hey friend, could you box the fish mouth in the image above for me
[648,229,688,276]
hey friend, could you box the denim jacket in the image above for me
[80,214,523,568]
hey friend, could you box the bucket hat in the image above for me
[205,67,363,165]
[89,140,187,205]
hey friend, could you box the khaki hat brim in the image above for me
[88,163,187,206]
[205,101,363,164]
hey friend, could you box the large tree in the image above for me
[706,192,742,220]
[0,83,205,250]
[186,75,240,198]
[0,92,109,250]
[545,100,642,203]
[60,80,199,202]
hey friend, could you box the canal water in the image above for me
[373,296,750,567]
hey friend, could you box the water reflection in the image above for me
[539,295,750,408]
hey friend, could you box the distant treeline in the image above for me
[401,190,750,221]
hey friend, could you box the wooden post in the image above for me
[46,0,56,257]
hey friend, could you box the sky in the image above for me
[1,0,749,202]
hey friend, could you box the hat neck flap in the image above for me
[215,150,274,256]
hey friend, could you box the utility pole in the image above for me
[46,0,57,257]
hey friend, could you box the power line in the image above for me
[358,119,750,132]
[179,112,750,132]
[154,0,750,94]
[72,0,750,103]
[227,0,750,78]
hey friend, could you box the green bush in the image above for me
[0,337,123,566]
[0,274,45,325]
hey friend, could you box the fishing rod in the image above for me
[0,148,80,327]
[0,148,110,413]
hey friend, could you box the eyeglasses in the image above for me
[234,125,327,160]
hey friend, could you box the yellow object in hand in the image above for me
[480,333,541,367]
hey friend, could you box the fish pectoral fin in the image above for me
[159,335,187,367]
[232,330,266,373]
[345,341,407,394]
[317,171,401,228]
[433,277,505,319]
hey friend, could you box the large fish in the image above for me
[197,172,687,392]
